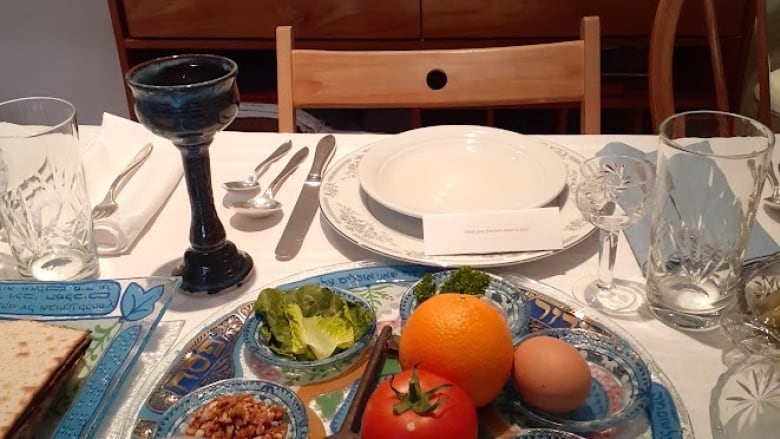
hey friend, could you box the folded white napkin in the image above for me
[82,113,182,256]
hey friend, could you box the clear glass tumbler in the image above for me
[0,97,99,280]
[647,110,774,330]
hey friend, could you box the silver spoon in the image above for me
[228,147,310,218]
[221,140,292,192]
[764,161,780,210]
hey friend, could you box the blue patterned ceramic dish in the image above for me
[241,286,376,385]
[399,270,530,344]
[150,378,308,439]
[504,328,652,433]
[0,276,180,438]
[511,428,586,438]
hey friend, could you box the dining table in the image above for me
[17,125,780,439]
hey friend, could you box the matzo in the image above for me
[0,320,90,438]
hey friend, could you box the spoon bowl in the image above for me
[222,140,292,192]
[230,197,283,218]
[222,180,261,192]
[228,147,309,218]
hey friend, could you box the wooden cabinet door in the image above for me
[422,0,748,39]
[122,0,420,39]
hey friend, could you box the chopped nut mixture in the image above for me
[184,393,289,439]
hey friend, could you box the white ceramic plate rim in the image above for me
[358,125,568,218]
[320,136,595,267]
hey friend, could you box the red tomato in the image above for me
[360,367,478,439]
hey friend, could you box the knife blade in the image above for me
[275,134,337,260]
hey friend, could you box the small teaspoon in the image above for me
[228,147,310,218]
[222,140,292,192]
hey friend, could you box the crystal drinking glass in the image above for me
[572,155,655,313]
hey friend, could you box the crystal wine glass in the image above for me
[572,155,655,313]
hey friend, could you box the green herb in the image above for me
[253,285,374,361]
[412,273,437,304]
[413,267,491,304]
[440,267,491,295]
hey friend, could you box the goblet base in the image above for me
[572,276,645,315]
[173,240,254,295]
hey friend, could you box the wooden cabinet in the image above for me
[422,0,746,38]
[122,0,419,39]
[108,0,755,133]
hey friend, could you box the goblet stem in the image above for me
[179,141,225,249]
[597,229,619,291]
[171,138,254,295]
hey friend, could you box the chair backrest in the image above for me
[276,16,601,134]
[754,0,771,125]
[649,0,771,131]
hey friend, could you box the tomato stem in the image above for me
[390,367,451,415]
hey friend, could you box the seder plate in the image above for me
[119,262,692,439]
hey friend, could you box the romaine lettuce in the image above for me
[253,285,373,361]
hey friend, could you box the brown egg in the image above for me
[512,335,592,413]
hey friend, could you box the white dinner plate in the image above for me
[358,125,568,218]
[320,136,595,267]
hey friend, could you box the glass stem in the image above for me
[597,229,619,291]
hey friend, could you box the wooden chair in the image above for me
[649,0,772,131]
[275,16,601,134]
[753,0,774,124]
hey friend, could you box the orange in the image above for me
[398,293,514,407]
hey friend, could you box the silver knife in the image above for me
[275,135,337,260]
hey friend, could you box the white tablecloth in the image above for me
[78,127,780,439]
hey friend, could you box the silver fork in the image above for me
[91,143,154,220]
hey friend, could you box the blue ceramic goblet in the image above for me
[125,54,253,295]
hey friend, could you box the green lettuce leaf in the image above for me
[300,314,356,360]
[254,288,294,354]
[253,285,373,361]
[284,303,307,356]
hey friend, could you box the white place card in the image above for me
[423,208,564,256]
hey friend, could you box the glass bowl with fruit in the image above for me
[499,328,652,434]
[722,253,780,356]
[400,267,530,344]
[241,284,377,385]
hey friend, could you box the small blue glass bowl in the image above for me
[400,270,530,344]
[511,428,586,439]
[506,328,652,433]
[242,287,376,385]
[151,378,308,439]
